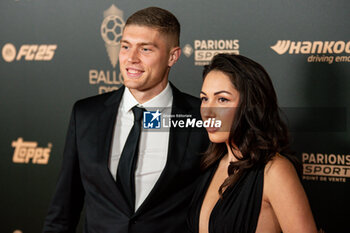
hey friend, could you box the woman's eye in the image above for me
[218,97,229,103]
[200,96,208,102]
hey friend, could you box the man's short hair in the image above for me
[125,7,180,47]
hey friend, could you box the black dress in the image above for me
[187,162,264,233]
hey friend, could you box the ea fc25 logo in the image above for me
[143,110,161,129]
[2,43,57,62]
[12,137,52,165]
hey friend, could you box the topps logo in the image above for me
[2,43,57,62]
[271,40,350,55]
[12,137,52,164]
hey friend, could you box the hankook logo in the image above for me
[271,40,350,55]
[271,40,350,64]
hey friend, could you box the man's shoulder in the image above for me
[76,90,115,105]
[73,86,124,112]
[179,91,201,108]
[171,83,201,107]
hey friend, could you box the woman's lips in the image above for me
[206,127,220,133]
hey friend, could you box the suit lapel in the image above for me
[96,86,134,216]
[134,84,193,216]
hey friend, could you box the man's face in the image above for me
[119,25,180,100]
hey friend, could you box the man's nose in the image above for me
[128,48,140,63]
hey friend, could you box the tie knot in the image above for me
[132,106,145,122]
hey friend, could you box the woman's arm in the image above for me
[264,155,318,233]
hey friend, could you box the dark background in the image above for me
[1,0,349,232]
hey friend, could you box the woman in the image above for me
[187,54,317,233]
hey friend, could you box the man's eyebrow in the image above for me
[120,39,130,44]
[120,40,158,48]
[139,42,158,48]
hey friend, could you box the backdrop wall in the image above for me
[1,0,349,232]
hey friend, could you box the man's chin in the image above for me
[123,79,143,89]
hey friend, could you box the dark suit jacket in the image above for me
[43,84,209,233]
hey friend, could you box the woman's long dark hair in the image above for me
[201,53,295,196]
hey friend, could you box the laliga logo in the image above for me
[12,137,52,165]
[101,4,125,68]
[2,43,57,62]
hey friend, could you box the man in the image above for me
[43,7,209,233]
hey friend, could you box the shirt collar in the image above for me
[121,82,173,113]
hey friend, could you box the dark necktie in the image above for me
[116,106,145,211]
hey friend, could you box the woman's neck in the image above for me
[224,142,242,163]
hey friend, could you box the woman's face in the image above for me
[200,70,240,144]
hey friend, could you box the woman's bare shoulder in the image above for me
[264,154,297,180]
[263,153,302,204]
[262,154,318,233]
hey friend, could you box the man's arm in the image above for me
[43,104,85,233]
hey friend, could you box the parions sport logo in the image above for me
[271,40,350,64]
[89,4,124,94]
[183,39,239,66]
[1,43,57,62]
[302,152,350,183]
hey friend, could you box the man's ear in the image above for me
[168,47,181,67]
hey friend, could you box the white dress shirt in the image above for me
[109,83,173,211]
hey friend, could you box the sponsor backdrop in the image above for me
[0,0,349,232]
